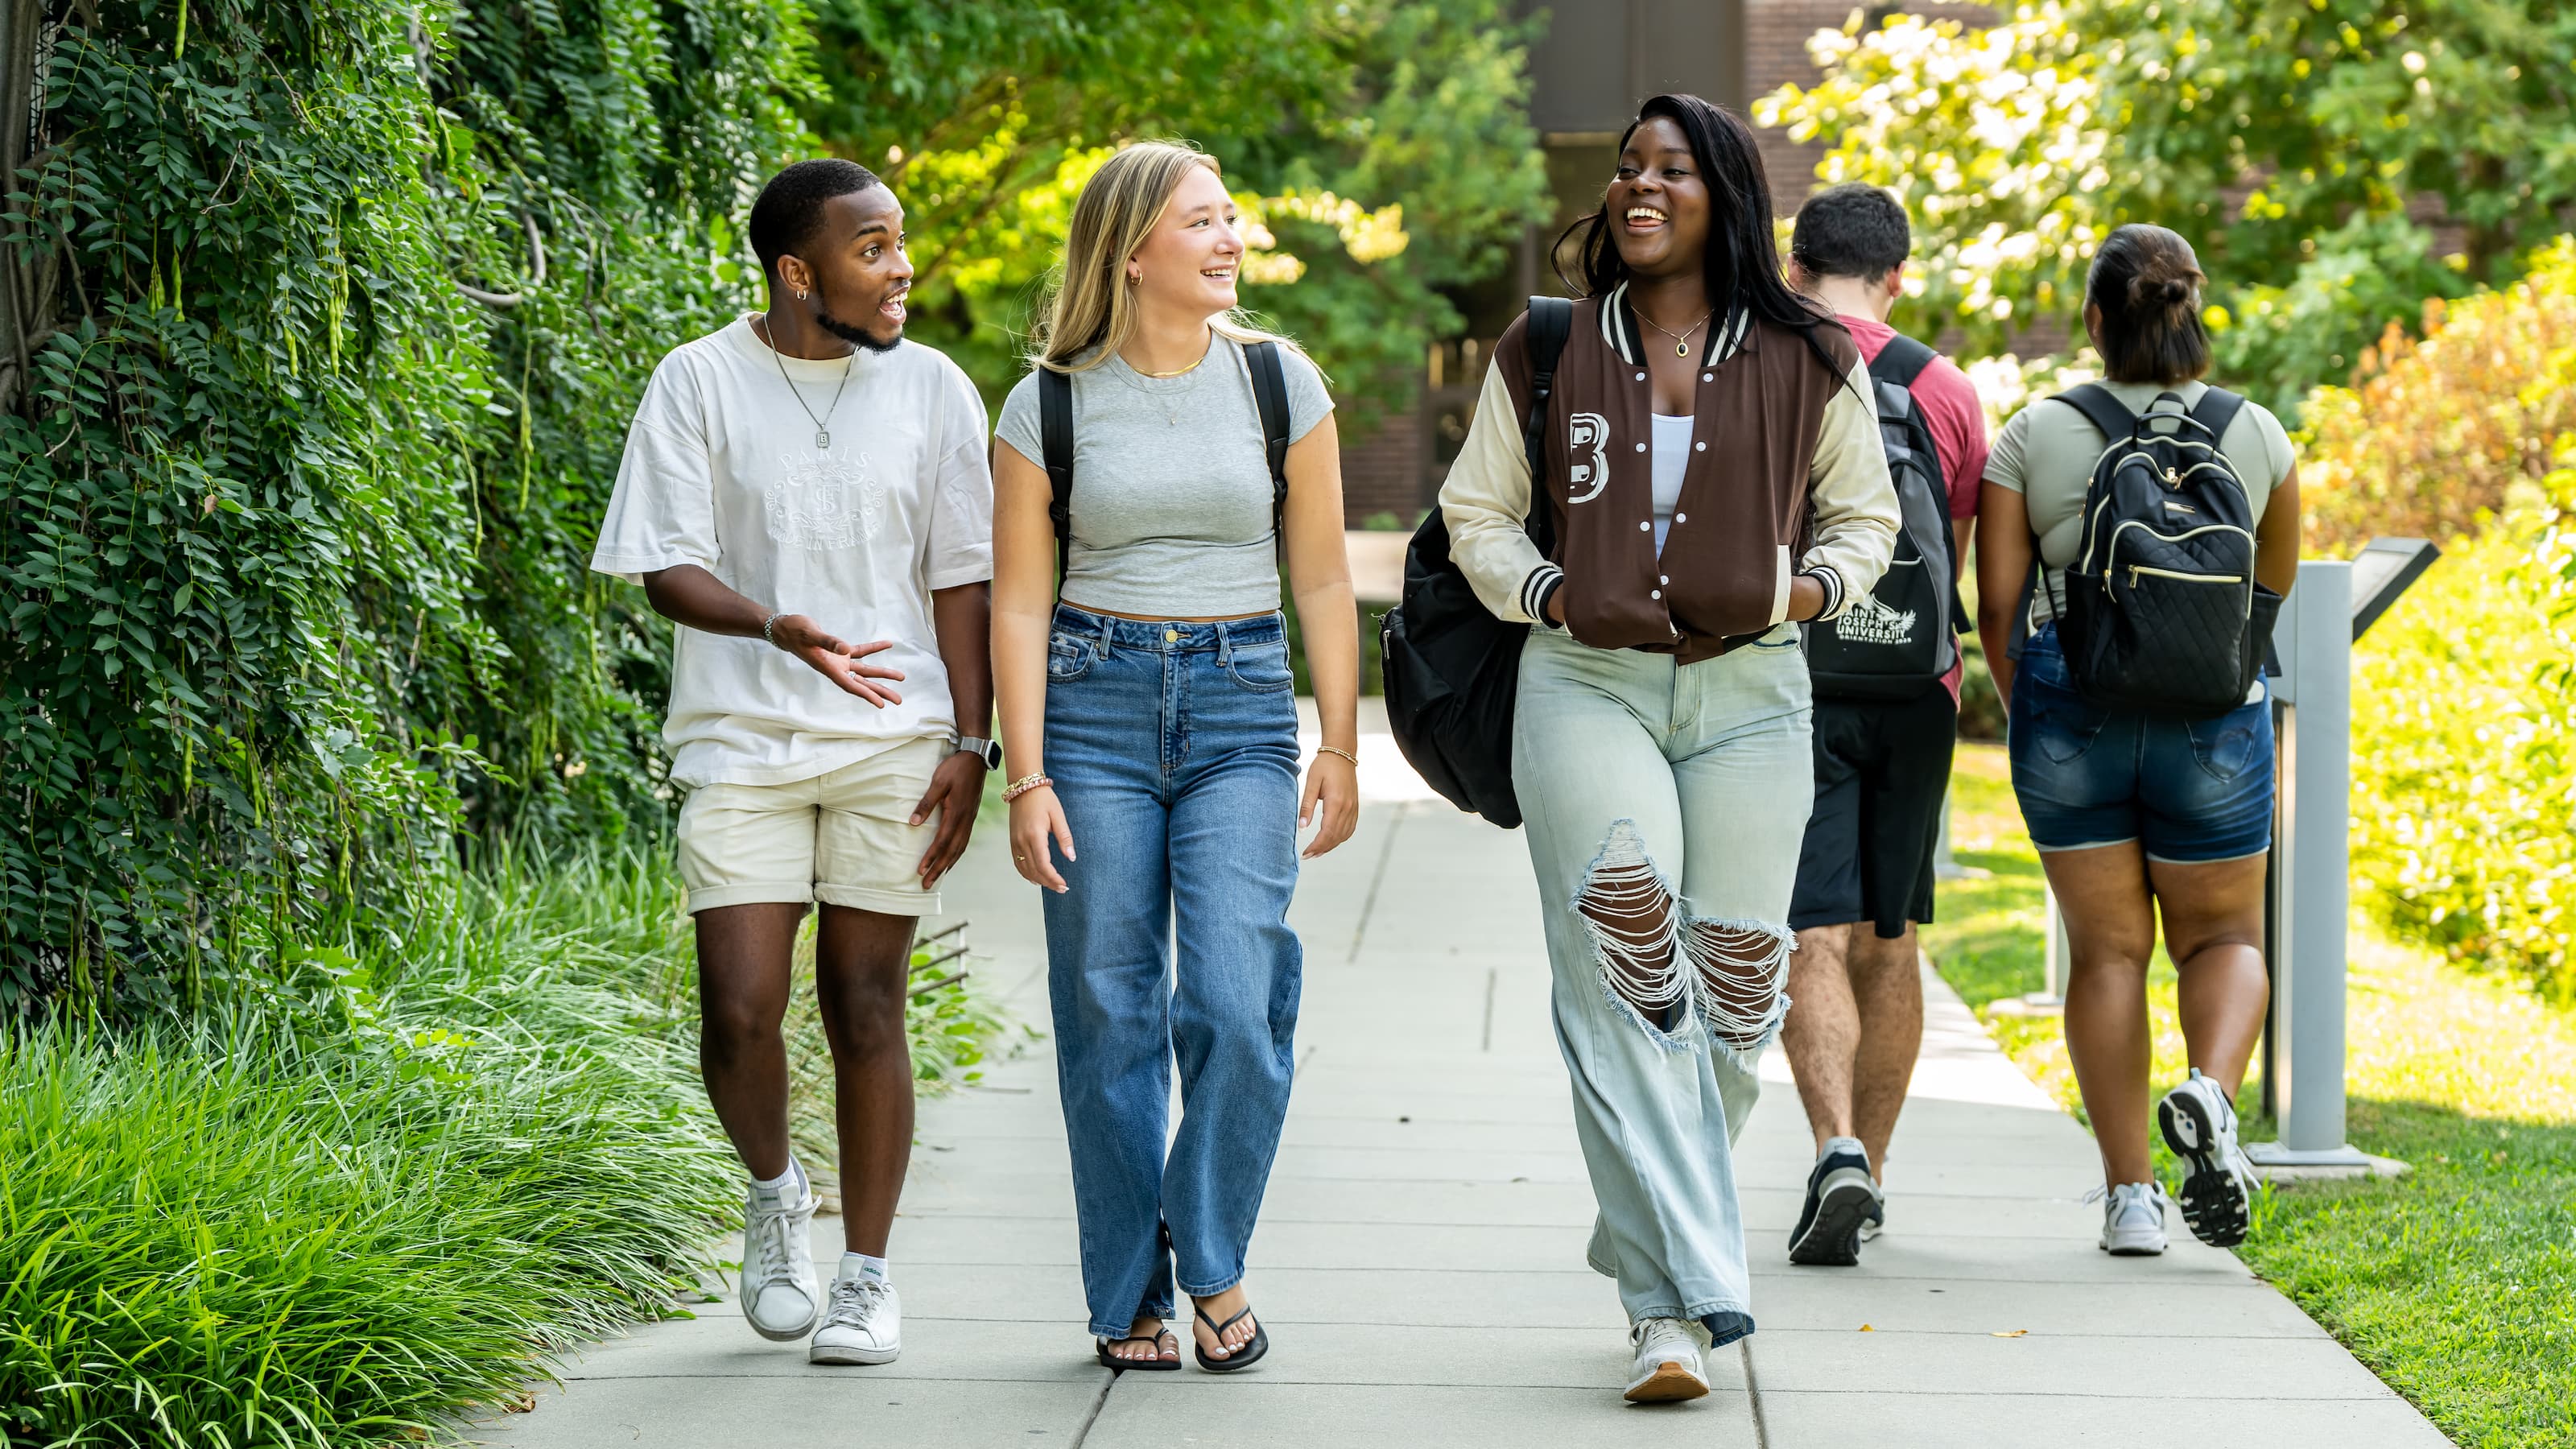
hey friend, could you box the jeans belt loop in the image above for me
[1215,617,1235,667]
[1092,609,1116,659]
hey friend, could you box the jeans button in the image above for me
[1165,630,1179,642]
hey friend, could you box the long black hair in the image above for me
[1554,94,1849,384]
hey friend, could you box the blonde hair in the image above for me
[1031,140,1298,374]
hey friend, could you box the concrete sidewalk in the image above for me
[478,708,2450,1448]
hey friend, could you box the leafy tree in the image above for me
[805,0,1549,419]
[1757,0,2576,415]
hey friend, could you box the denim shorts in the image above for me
[2008,622,2273,864]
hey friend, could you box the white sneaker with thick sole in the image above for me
[739,1173,823,1342]
[810,1270,901,1365]
[2160,1068,2256,1247]
[1623,1317,1711,1403]
[2091,1180,2170,1256]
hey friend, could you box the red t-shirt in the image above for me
[1838,315,1988,704]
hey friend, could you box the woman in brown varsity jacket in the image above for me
[1438,94,1898,1404]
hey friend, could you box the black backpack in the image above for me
[1802,334,1960,700]
[1381,297,1572,829]
[2050,383,2281,717]
[1038,340,1292,577]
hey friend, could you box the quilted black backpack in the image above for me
[1380,297,1573,829]
[1802,333,1959,700]
[2050,384,2281,717]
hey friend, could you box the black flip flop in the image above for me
[1094,1327,1182,1371]
[1191,1303,1269,1372]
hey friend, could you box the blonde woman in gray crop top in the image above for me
[987,141,1358,1373]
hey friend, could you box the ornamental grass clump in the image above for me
[0,847,739,1447]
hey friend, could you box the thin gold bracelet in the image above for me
[1315,745,1359,767]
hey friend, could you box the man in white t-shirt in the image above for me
[592,158,994,1368]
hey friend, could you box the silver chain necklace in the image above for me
[757,315,856,449]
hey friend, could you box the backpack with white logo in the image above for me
[2050,384,2280,716]
[1801,334,1958,700]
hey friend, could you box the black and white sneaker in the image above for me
[1788,1137,1882,1266]
[2159,1068,2256,1248]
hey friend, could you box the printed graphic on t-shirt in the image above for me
[1832,593,1922,647]
[764,450,884,550]
[1567,412,1610,503]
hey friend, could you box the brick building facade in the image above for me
[1336,0,1999,525]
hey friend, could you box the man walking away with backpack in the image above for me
[591,158,998,1364]
[1777,184,1986,1266]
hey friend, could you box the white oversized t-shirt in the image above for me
[592,315,993,789]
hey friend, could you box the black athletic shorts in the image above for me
[1789,687,1959,938]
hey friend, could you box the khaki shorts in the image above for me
[676,736,947,916]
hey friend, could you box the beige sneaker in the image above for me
[1623,1317,1711,1402]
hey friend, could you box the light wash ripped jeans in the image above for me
[1511,621,1814,1345]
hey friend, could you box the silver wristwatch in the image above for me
[955,735,1002,770]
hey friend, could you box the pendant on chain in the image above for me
[816,430,831,449]
[1676,340,1689,357]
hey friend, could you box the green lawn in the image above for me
[1930,744,2576,1449]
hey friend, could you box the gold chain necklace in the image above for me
[1636,303,1716,358]
[1131,351,1206,380]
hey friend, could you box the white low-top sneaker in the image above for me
[2091,1180,2170,1256]
[810,1269,901,1365]
[2160,1068,2257,1247]
[1623,1316,1711,1403]
[740,1174,823,1342]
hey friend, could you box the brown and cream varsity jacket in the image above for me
[1439,284,1898,664]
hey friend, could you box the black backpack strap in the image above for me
[2188,385,2247,448]
[1039,366,1075,581]
[1868,332,1937,390]
[2050,382,2136,447]
[1520,295,1574,555]
[1245,340,1293,559]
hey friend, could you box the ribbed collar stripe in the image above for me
[1600,282,1754,368]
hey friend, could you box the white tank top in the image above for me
[1650,413,1693,554]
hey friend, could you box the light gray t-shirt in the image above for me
[1985,378,2294,615]
[997,333,1331,617]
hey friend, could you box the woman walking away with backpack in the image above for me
[990,141,1360,1373]
[1439,93,1897,1403]
[1976,224,2301,1257]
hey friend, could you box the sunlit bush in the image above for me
[2348,464,2576,1001]
[2304,238,2576,551]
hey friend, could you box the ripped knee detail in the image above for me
[1570,819,1794,1056]
[1683,916,1794,1054]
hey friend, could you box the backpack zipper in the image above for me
[2128,564,2244,586]
[2103,521,2256,615]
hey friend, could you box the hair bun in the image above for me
[2161,277,2193,306]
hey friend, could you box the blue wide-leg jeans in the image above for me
[1038,603,1304,1339]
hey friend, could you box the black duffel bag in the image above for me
[1381,297,1571,829]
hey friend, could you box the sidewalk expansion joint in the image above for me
[1067,1367,1116,1449]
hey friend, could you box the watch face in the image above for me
[981,740,1004,770]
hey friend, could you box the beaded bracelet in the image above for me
[760,610,785,646]
[1315,745,1359,768]
[1001,773,1054,803]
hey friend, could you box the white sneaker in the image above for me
[739,1170,822,1341]
[2091,1180,2170,1256]
[2160,1068,2257,1247]
[810,1269,901,1365]
[1623,1317,1711,1403]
